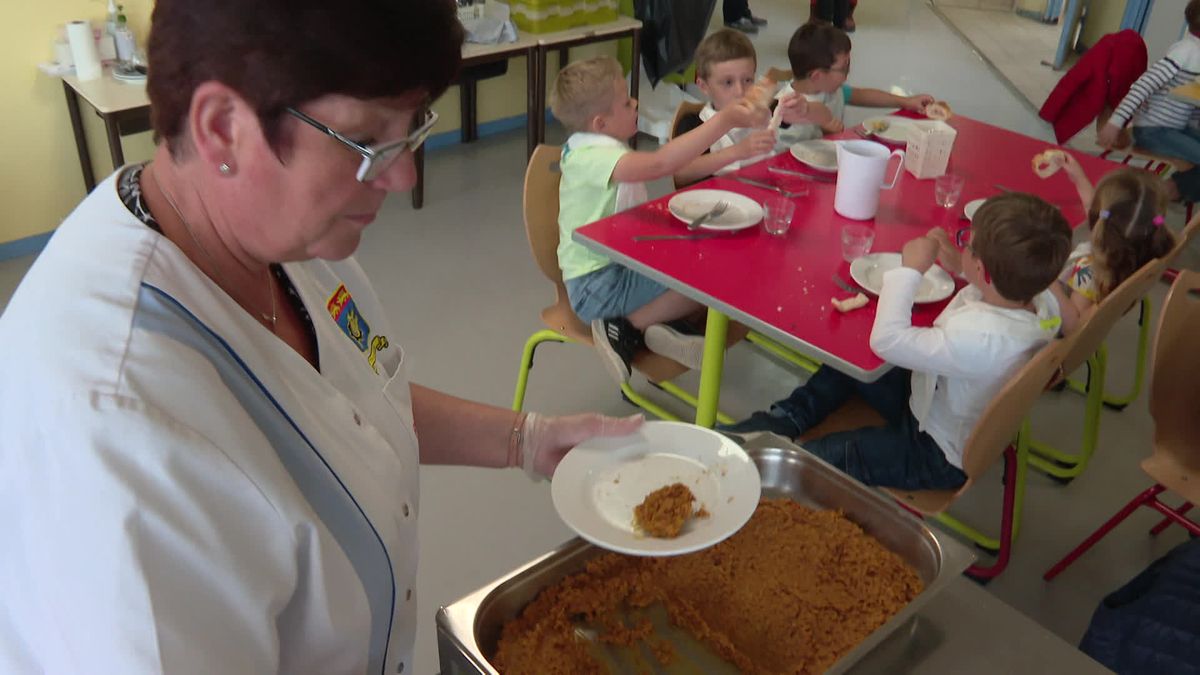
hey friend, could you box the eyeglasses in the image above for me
[825,60,851,75]
[286,107,439,182]
[955,226,972,249]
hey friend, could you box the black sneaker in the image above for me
[644,323,706,370]
[716,411,802,439]
[749,14,768,26]
[725,17,758,33]
[591,317,643,384]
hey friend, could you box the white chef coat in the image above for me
[0,172,420,675]
[869,268,1062,468]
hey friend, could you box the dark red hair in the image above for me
[147,0,464,156]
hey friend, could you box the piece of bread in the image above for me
[924,101,953,121]
[745,76,777,110]
[831,293,869,313]
[1032,149,1067,178]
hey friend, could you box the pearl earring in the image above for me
[219,162,232,175]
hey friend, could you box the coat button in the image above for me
[402,503,410,518]
[396,661,404,673]
[353,412,362,426]
[406,588,413,601]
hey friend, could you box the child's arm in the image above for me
[673,129,776,186]
[778,95,831,127]
[1058,152,1095,210]
[847,88,934,114]
[868,237,976,377]
[612,100,767,183]
[926,228,963,276]
[1100,56,1184,147]
[1049,282,1082,336]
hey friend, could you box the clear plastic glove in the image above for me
[517,412,644,480]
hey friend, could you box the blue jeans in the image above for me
[773,367,967,490]
[565,264,669,323]
[1133,126,1200,202]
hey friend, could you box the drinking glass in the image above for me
[763,196,795,237]
[934,173,965,208]
[841,224,875,262]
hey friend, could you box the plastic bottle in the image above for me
[114,6,136,64]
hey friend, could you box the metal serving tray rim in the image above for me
[437,446,975,675]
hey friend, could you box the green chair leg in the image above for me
[1030,347,1107,479]
[513,328,735,424]
[745,331,821,373]
[513,329,570,411]
[933,420,1030,550]
[1064,297,1150,409]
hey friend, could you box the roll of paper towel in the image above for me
[66,20,101,81]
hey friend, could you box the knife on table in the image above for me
[730,176,808,198]
[767,166,836,183]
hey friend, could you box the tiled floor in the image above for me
[3,1,1197,673]
[934,4,1068,115]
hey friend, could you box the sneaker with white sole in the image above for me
[591,317,643,384]
[725,17,758,33]
[644,323,706,370]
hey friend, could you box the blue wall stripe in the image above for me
[133,284,395,675]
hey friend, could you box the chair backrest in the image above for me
[522,144,564,285]
[669,100,706,141]
[959,339,1069,479]
[1058,255,1168,375]
[766,67,793,83]
[1149,269,1200,461]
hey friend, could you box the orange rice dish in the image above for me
[492,498,923,675]
[633,483,698,538]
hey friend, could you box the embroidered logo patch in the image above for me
[327,284,370,352]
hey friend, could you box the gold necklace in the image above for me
[146,165,278,329]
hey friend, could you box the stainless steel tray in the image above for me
[437,444,975,674]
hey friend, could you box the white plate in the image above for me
[849,252,956,304]
[789,139,839,172]
[667,189,764,232]
[550,421,761,557]
[963,198,986,221]
[861,116,922,144]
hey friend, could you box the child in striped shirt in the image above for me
[1099,0,1200,201]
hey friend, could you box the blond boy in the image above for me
[551,56,766,383]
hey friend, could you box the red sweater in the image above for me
[1039,30,1148,144]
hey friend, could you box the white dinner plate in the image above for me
[550,421,761,557]
[849,252,956,304]
[789,139,839,172]
[861,116,923,144]
[667,189,764,232]
[963,198,986,221]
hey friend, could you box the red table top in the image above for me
[574,113,1118,380]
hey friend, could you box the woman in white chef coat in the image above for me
[0,1,640,673]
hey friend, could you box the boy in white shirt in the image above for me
[551,56,767,384]
[720,194,1071,490]
[777,22,934,144]
[673,29,814,186]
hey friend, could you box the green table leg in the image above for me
[694,309,730,428]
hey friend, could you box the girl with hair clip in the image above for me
[1040,153,1178,334]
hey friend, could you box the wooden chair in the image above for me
[880,339,1071,579]
[669,101,707,190]
[1029,254,1176,481]
[511,144,747,420]
[1044,270,1200,581]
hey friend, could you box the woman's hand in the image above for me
[1096,123,1121,149]
[519,412,644,480]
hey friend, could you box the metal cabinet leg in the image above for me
[103,114,125,170]
[63,81,96,192]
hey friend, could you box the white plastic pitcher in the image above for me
[834,140,906,220]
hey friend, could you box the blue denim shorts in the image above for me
[565,264,669,323]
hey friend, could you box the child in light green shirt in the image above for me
[551,56,766,384]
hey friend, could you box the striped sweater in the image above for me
[1112,32,1200,130]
